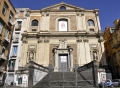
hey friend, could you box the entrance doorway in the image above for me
[58,54,68,72]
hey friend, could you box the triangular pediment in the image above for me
[41,2,85,11]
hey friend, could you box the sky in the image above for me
[10,0,120,32]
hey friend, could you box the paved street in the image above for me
[0,86,26,88]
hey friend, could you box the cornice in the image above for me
[21,31,104,38]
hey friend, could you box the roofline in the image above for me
[8,0,16,13]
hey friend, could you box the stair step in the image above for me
[33,72,93,88]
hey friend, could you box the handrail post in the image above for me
[28,61,34,88]
[74,64,78,88]
[49,64,53,88]
[92,60,98,88]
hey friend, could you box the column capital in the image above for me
[76,37,82,42]
[22,37,28,43]
[38,37,43,43]
[83,39,89,42]
[44,37,49,43]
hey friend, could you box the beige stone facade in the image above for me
[19,2,107,71]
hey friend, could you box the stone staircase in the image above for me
[33,72,94,88]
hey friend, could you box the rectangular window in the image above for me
[8,60,16,70]
[4,29,9,38]
[113,53,117,63]
[8,11,13,22]
[13,32,19,43]
[11,46,18,57]
[17,21,22,28]
[110,27,115,33]
[2,2,8,15]
[118,50,120,57]
[0,23,3,34]
[59,20,68,31]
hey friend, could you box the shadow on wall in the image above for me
[99,51,108,68]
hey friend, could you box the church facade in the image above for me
[19,2,107,72]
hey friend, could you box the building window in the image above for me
[110,27,116,33]
[13,32,20,43]
[0,23,3,34]
[115,34,118,41]
[11,46,18,57]
[58,19,68,31]
[31,20,38,26]
[8,59,16,70]
[2,2,8,15]
[0,46,5,56]
[4,29,9,38]
[113,53,117,63]
[60,6,66,10]
[8,11,13,22]
[17,21,22,28]
[90,29,94,32]
[87,19,95,26]
[118,50,120,57]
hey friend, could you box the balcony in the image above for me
[2,37,10,47]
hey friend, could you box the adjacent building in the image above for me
[0,0,16,83]
[6,8,28,86]
[104,19,120,79]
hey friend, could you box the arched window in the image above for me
[87,19,95,26]
[60,6,66,10]
[58,19,68,31]
[31,20,38,26]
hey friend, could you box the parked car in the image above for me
[112,79,120,87]
[104,79,113,87]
